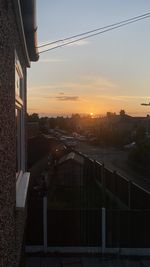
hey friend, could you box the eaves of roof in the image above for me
[12,0,39,67]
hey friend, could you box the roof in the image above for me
[58,152,84,166]
[12,0,39,66]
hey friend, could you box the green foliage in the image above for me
[128,138,150,174]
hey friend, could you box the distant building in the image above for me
[0,1,38,266]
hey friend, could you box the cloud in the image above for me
[38,39,89,53]
[41,94,80,102]
[67,39,89,47]
[55,96,80,101]
[27,108,38,111]
[103,95,150,101]
[39,58,65,63]
[59,92,64,95]
[29,76,117,94]
[141,102,150,106]
[97,94,150,103]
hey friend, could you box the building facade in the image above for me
[0,0,38,266]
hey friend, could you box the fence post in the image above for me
[93,160,96,180]
[102,207,106,254]
[113,170,117,204]
[128,180,131,209]
[101,163,106,206]
[43,195,47,253]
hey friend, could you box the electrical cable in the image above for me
[39,13,150,54]
[38,12,150,48]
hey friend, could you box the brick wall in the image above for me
[0,1,28,266]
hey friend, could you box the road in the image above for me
[75,142,150,192]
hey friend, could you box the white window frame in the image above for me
[15,52,25,179]
[15,51,30,208]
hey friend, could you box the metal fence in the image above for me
[26,204,150,254]
[47,209,101,247]
[26,152,150,254]
[106,209,150,248]
[75,150,150,209]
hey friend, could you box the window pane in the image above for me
[16,108,21,176]
[15,67,22,98]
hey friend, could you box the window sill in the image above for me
[16,172,30,208]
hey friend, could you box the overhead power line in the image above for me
[38,12,150,49]
[39,12,150,54]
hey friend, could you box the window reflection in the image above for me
[16,108,21,176]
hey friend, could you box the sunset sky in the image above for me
[28,0,150,117]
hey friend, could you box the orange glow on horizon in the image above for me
[27,95,150,118]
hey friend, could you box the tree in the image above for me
[39,117,49,133]
[136,126,146,144]
[28,113,39,122]
[106,112,116,118]
[128,138,150,174]
[71,114,81,130]
[120,109,126,117]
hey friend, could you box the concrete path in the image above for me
[26,256,150,267]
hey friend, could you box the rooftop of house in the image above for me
[58,152,84,166]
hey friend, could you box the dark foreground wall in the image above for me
[0,1,27,266]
